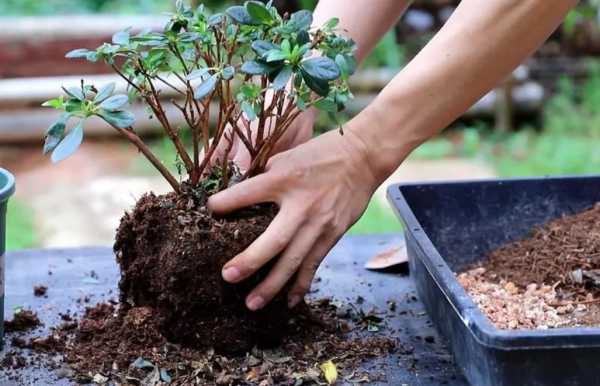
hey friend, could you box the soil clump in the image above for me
[4,310,42,333]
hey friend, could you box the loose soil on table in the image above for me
[4,190,398,385]
[4,310,43,333]
[459,203,600,330]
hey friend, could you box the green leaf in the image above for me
[251,40,280,58]
[64,98,81,113]
[194,74,219,100]
[222,66,235,80]
[313,98,337,112]
[65,49,92,59]
[324,17,340,30]
[290,10,313,30]
[242,101,257,121]
[86,51,101,62]
[226,6,261,26]
[94,83,116,103]
[296,30,310,46]
[241,59,276,75]
[297,98,307,111]
[67,87,85,101]
[128,87,137,104]
[273,67,293,90]
[43,113,70,155]
[100,110,137,128]
[209,13,224,25]
[335,54,349,81]
[51,120,84,163]
[41,95,65,110]
[246,1,274,24]
[112,28,131,46]
[186,68,212,81]
[99,94,129,110]
[301,57,340,81]
[266,50,287,63]
[301,69,330,97]
[241,83,260,99]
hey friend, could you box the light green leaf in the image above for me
[323,17,340,30]
[266,50,287,63]
[186,68,212,81]
[99,94,129,110]
[101,110,137,128]
[194,74,219,100]
[94,83,116,104]
[43,113,70,155]
[112,28,131,46]
[335,54,349,81]
[67,87,85,101]
[41,95,65,110]
[273,67,293,90]
[313,98,337,112]
[51,120,84,163]
[222,66,235,80]
[242,101,257,121]
[65,49,92,59]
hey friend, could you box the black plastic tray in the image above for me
[387,175,600,386]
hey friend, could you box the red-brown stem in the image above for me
[112,65,141,92]
[156,75,186,96]
[197,104,236,175]
[256,76,269,144]
[221,132,235,189]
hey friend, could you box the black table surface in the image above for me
[1,233,468,386]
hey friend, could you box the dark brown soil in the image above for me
[4,310,42,333]
[468,202,600,300]
[114,191,299,354]
[34,285,47,297]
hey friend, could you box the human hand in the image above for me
[207,127,383,311]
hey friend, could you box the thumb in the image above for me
[208,173,276,215]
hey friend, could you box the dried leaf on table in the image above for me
[320,360,338,384]
[364,243,408,270]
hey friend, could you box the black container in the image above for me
[387,175,600,386]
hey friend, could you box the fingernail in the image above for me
[247,295,265,311]
[288,295,302,308]
[222,267,242,282]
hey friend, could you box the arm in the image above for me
[312,0,411,65]
[349,0,579,183]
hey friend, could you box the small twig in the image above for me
[549,297,600,308]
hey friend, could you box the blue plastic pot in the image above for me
[0,167,15,348]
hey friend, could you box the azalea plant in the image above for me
[41,0,357,197]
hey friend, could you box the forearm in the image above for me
[350,0,578,182]
[312,0,411,65]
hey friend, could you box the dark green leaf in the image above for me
[290,10,313,30]
[246,1,274,24]
[186,68,212,81]
[301,57,340,81]
[67,87,85,101]
[65,49,92,59]
[313,98,337,112]
[222,66,235,80]
[94,83,116,103]
[112,28,131,46]
[273,67,293,90]
[294,71,303,89]
[242,101,257,121]
[296,29,310,46]
[241,59,276,75]
[251,40,280,58]
[335,54,349,80]
[100,110,137,128]
[51,120,84,163]
[99,94,129,110]
[266,50,287,63]
[194,74,219,100]
[301,69,329,97]
[64,98,81,113]
[226,6,261,26]
[43,113,70,155]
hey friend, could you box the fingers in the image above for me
[207,172,277,215]
[244,220,322,310]
[221,203,304,285]
[287,231,344,308]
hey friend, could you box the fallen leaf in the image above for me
[131,357,155,370]
[141,367,160,386]
[92,373,109,384]
[160,369,172,382]
[263,349,291,363]
[364,243,408,270]
[320,360,338,384]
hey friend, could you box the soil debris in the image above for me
[34,285,48,297]
[4,310,42,333]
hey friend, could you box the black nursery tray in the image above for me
[0,234,467,386]
[387,175,600,386]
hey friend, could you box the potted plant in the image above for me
[41,1,356,354]
[0,167,15,349]
[388,175,600,386]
